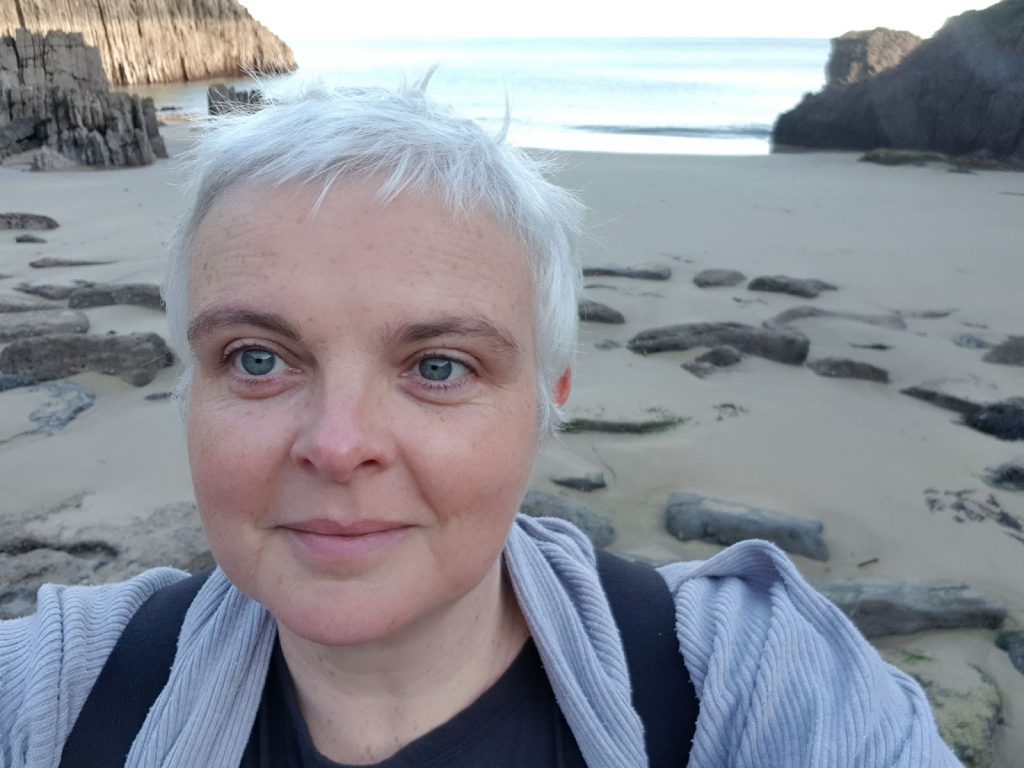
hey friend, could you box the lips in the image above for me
[282,519,413,560]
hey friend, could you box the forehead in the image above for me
[187,178,535,341]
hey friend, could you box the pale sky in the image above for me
[240,0,986,42]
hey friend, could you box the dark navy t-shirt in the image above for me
[240,638,587,767]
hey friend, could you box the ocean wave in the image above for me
[575,124,772,139]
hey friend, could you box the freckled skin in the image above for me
[186,180,546,649]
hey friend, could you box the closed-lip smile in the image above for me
[282,518,414,560]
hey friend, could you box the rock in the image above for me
[0,31,164,167]
[693,268,746,288]
[26,381,95,434]
[748,275,838,299]
[0,500,212,618]
[883,650,1001,768]
[773,2,1024,166]
[144,391,173,401]
[695,346,742,367]
[1,1,295,87]
[963,399,1024,441]
[807,357,890,383]
[578,298,625,324]
[0,213,58,230]
[982,336,1024,366]
[665,492,829,561]
[14,282,81,300]
[681,362,716,379]
[850,342,893,351]
[519,490,616,547]
[29,257,115,268]
[628,322,810,365]
[0,373,36,392]
[0,292,61,313]
[29,146,76,171]
[766,305,907,330]
[14,234,46,243]
[582,265,671,281]
[900,386,980,416]
[562,413,685,435]
[0,309,89,342]
[0,332,174,386]
[827,28,923,87]
[594,339,621,350]
[983,463,1024,491]
[817,580,1005,637]
[860,148,950,166]
[954,334,992,349]
[551,472,607,492]
[208,83,264,115]
[996,630,1024,676]
[68,283,163,311]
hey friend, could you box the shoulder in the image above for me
[0,568,189,768]
[657,540,960,767]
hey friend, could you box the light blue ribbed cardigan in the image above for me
[0,515,960,767]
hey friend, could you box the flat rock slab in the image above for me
[14,234,46,244]
[817,579,1005,637]
[551,472,607,492]
[0,293,62,313]
[807,357,890,383]
[582,265,671,281]
[0,309,89,342]
[749,275,837,298]
[0,501,212,619]
[0,213,58,230]
[14,282,84,301]
[629,322,810,365]
[26,381,95,435]
[0,332,174,386]
[900,386,979,415]
[562,414,685,434]
[984,463,1024,491]
[693,268,746,288]
[519,490,616,547]
[29,257,116,268]
[983,336,1024,366]
[766,306,907,330]
[578,298,625,324]
[996,631,1024,676]
[68,283,163,311]
[665,492,829,561]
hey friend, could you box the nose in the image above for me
[289,383,395,483]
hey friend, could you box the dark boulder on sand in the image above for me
[68,283,163,311]
[0,213,58,230]
[0,332,174,386]
[693,268,746,288]
[749,275,837,299]
[807,357,890,383]
[578,298,625,324]
[773,1,1024,165]
[519,491,616,547]
[983,336,1024,366]
[0,309,89,342]
[582,265,671,281]
[984,463,1024,491]
[629,322,809,365]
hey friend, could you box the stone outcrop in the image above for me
[629,322,810,365]
[1,30,165,166]
[0,332,174,386]
[827,28,923,87]
[773,0,1024,165]
[208,83,263,115]
[0,0,295,86]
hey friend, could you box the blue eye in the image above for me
[236,349,280,376]
[417,357,467,382]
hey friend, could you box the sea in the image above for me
[123,37,831,156]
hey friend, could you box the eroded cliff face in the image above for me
[773,0,1024,164]
[0,0,296,86]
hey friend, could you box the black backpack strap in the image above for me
[595,549,698,767]
[59,570,212,768]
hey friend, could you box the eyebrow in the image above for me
[382,315,521,357]
[187,306,302,344]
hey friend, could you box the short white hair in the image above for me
[163,79,583,437]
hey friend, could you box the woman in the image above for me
[0,82,959,767]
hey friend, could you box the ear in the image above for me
[552,368,572,407]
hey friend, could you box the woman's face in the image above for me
[185,179,543,646]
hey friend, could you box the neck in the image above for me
[277,558,530,765]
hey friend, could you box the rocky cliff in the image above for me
[773,0,1024,165]
[0,0,295,86]
[1,29,165,167]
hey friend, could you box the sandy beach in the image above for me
[2,123,1022,762]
